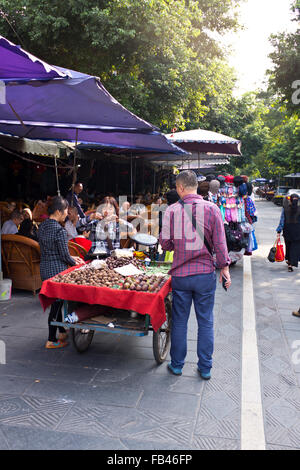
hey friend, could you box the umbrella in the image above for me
[166,128,242,156]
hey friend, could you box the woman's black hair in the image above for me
[166,189,180,206]
[18,218,33,236]
[48,196,69,215]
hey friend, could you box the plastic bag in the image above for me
[251,230,258,251]
[268,245,276,263]
[275,237,285,262]
[247,232,254,252]
[164,251,174,263]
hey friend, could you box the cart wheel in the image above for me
[71,328,94,353]
[153,294,172,364]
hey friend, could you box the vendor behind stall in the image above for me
[38,196,82,349]
[89,198,136,254]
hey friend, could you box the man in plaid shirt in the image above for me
[160,170,231,380]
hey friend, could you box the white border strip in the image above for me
[241,256,266,450]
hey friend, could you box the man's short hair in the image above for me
[11,209,23,221]
[176,170,198,189]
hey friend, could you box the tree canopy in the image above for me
[0,0,299,182]
[0,0,241,128]
[267,1,300,117]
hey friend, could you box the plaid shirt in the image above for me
[38,219,76,280]
[89,219,134,254]
[66,191,85,218]
[160,194,230,277]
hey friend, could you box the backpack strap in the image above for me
[179,200,213,256]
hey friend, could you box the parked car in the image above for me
[285,189,300,201]
[273,186,292,206]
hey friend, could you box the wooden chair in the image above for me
[1,235,42,295]
[68,241,88,259]
[0,207,13,224]
[120,237,134,249]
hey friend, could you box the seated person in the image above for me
[144,192,152,205]
[6,200,17,212]
[17,218,38,241]
[22,208,33,220]
[65,206,92,254]
[32,197,52,223]
[89,199,136,254]
[22,207,39,237]
[150,196,167,237]
[1,210,23,234]
[65,206,79,240]
[129,196,147,216]
[119,201,131,218]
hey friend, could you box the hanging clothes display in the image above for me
[208,179,258,262]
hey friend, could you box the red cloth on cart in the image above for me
[39,265,171,332]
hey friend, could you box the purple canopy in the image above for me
[0,36,186,155]
[0,36,70,82]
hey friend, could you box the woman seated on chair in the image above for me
[65,206,92,254]
[89,197,136,254]
[17,218,38,242]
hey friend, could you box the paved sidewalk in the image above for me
[0,269,242,450]
[0,199,299,450]
[252,199,300,450]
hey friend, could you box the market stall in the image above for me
[211,175,258,263]
[39,252,172,364]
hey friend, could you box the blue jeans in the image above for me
[170,272,216,372]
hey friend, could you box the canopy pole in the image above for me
[54,156,61,197]
[130,153,133,204]
[71,129,79,206]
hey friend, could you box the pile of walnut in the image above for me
[53,267,123,288]
[52,265,169,293]
[105,256,144,270]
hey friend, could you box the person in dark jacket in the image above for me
[17,218,38,241]
[66,181,85,218]
[276,193,300,272]
[38,196,82,349]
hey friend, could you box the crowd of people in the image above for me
[2,169,300,384]
[0,182,169,254]
[1,174,257,258]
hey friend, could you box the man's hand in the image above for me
[72,256,83,265]
[220,266,231,289]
